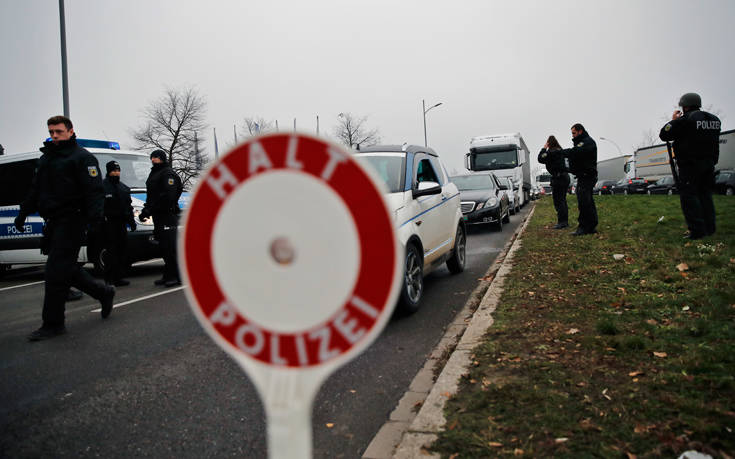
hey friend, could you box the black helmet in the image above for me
[105,160,120,174]
[678,93,702,108]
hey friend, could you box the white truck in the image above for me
[626,129,734,180]
[597,155,632,182]
[465,133,532,206]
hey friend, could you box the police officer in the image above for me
[139,150,183,287]
[15,116,115,341]
[102,160,136,286]
[659,93,721,239]
[538,135,570,229]
[560,123,598,235]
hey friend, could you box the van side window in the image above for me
[416,158,439,184]
[0,159,38,206]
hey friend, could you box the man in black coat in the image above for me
[659,92,721,239]
[560,123,598,235]
[102,160,136,286]
[139,150,183,287]
[15,116,115,341]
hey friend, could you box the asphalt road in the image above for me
[0,204,531,458]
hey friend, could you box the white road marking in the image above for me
[0,280,44,292]
[90,286,185,313]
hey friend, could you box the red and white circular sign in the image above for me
[180,133,401,369]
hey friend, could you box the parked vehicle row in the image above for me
[594,171,734,197]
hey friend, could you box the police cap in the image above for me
[150,149,167,162]
[106,160,120,174]
[678,92,702,108]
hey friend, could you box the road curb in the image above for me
[362,204,536,459]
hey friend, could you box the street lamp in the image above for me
[599,137,623,156]
[423,99,443,147]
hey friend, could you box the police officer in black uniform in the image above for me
[659,92,721,239]
[102,160,136,286]
[538,135,570,229]
[15,116,115,341]
[139,150,183,287]
[560,123,598,235]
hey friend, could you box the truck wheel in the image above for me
[446,225,466,274]
[399,243,423,314]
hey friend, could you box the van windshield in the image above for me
[93,153,151,190]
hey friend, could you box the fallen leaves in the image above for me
[488,441,503,447]
[653,352,667,358]
[567,328,580,335]
[676,262,689,272]
[555,437,569,443]
[613,254,625,261]
[628,370,645,377]
[602,388,612,401]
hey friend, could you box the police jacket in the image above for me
[537,148,566,175]
[19,136,104,222]
[143,162,183,215]
[103,176,135,225]
[659,109,721,165]
[561,131,597,178]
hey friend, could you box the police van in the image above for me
[0,139,188,276]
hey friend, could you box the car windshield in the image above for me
[716,172,731,183]
[451,174,496,191]
[660,176,672,185]
[93,152,151,189]
[537,173,552,183]
[354,153,405,193]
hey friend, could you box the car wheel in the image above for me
[446,225,466,274]
[667,189,673,195]
[623,189,628,195]
[502,207,510,223]
[598,191,602,195]
[399,243,423,314]
[495,214,503,231]
[726,187,734,196]
[647,190,651,195]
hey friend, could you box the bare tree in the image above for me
[130,86,208,189]
[636,128,658,149]
[333,112,380,149]
[239,117,276,138]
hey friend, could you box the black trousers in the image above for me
[103,218,128,283]
[576,175,598,232]
[678,161,716,236]
[43,219,107,327]
[551,174,570,224]
[153,213,180,282]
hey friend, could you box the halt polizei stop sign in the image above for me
[179,133,402,458]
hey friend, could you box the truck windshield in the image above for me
[473,149,517,170]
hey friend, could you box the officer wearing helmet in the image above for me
[139,150,183,286]
[659,93,721,239]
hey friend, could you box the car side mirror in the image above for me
[413,181,442,198]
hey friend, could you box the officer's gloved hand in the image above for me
[14,215,26,232]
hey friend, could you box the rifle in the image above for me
[665,141,680,187]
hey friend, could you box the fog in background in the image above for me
[1,0,733,174]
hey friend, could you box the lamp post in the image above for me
[59,0,70,117]
[599,137,623,156]
[422,99,443,147]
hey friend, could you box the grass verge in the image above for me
[432,195,735,458]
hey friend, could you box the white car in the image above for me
[355,145,466,313]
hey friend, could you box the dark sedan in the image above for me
[593,179,617,195]
[451,173,510,231]
[714,170,735,195]
[646,175,677,195]
[612,178,650,195]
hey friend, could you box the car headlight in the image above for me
[485,197,498,208]
[133,206,154,226]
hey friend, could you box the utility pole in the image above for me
[316,115,319,135]
[293,118,296,132]
[233,124,238,144]
[59,0,70,117]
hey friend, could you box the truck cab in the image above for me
[465,133,531,206]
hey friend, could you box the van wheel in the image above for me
[399,243,423,314]
[0,264,10,278]
[446,225,466,274]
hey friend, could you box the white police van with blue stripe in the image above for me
[0,139,188,276]
[354,144,465,313]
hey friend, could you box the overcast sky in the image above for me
[2,0,733,174]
